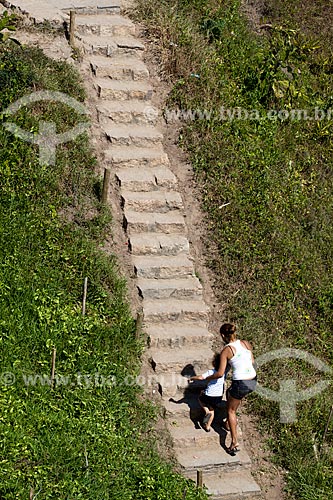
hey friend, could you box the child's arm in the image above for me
[189,375,204,381]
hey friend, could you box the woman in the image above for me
[205,323,257,455]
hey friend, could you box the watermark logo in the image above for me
[2,91,90,166]
[255,348,332,423]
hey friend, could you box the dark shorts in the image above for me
[227,377,257,400]
[199,392,223,410]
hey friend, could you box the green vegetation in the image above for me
[133,0,333,498]
[0,27,208,499]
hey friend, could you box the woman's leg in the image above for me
[227,394,241,448]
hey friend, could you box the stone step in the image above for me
[129,233,189,256]
[97,100,157,126]
[163,392,227,421]
[116,167,176,191]
[79,34,144,57]
[90,55,149,80]
[175,441,252,474]
[95,78,153,100]
[148,371,193,396]
[75,14,136,36]
[146,322,213,348]
[124,210,186,234]
[143,299,209,323]
[189,470,261,499]
[107,146,169,168]
[167,415,228,448]
[163,391,206,419]
[122,191,183,212]
[149,346,213,374]
[104,125,163,147]
[133,255,194,279]
[61,0,120,15]
[137,277,202,300]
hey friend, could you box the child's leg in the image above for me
[204,408,214,430]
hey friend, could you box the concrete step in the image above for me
[104,124,163,147]
[137,277,202,300]
[149,371,195,397]
[61,0,120,15]
[175,441,252,474]
[121,191,183,212]
[95,78,153,100]
[116,167,177,192]
[107,146,169,168]
[149,346,213,374]
[75,14,136,36]
[90,55,149,80]
[124,210,186,234]
[129,233,189,256]
[79,34,145,57]
[146,322,213,348]
[189,470,261,499]
[97,100,157,126]
[163,392,227,421]
[167,416,227,448]
[143,298,209,323]
[163,391,206,419]
[133,255,194,279]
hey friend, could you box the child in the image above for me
[190,353,225,432]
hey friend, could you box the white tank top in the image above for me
[227,340,256,380]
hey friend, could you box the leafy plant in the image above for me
[0,10,20,44]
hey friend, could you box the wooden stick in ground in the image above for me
[102,168,111,204]
[321,404,333,455]
[29,488,34,500]
[82,277,88,316]
[50,348,56,388]
[196,470,203,488]
[69,10,76,48]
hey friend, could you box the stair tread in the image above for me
[79,34,145,50]
[133,254,193,266]
[96,77,152,90]
[174,442,252,469]
[143,298,209,312]
[116,167,176,191]
[104,124,163,139]
[137,276,202,290]
[60,0,120,11]
[97,100,153,112]
[76,13,134,26]
[89,54,148,69]
[107,145,166,159]
[125,210,186,223]
[150,346,213,363]
[192,469,261,498]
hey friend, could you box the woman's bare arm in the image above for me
[204,348,230,382]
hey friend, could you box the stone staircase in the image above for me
[75,4,261,499]
[5,0,262,497]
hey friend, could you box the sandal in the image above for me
[227,444,240,456]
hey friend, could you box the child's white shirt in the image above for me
[202,369,225,397]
